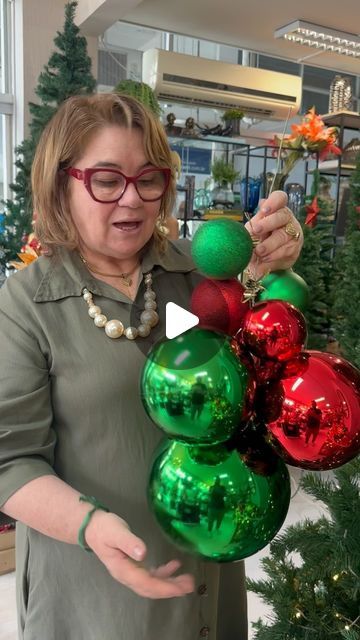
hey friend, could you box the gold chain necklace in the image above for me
[79,254,140,287]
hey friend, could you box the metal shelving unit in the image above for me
[319,111,360,235]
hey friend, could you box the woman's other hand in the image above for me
[85,510,195,599]
[244,190,303,279]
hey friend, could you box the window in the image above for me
[97,49,127,88]
[258,54,300,77]
[0,0,13,202]
[301,90,330,116]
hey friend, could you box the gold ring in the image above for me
[250,233,261,246]
[285,221,300,241]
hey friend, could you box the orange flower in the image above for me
[272,107,342,180]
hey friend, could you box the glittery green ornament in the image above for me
[258,269,310,312]
[141,327,253,445]
[148,439,290,562]
[191,219,253,279]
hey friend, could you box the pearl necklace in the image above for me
[81,272,159,340]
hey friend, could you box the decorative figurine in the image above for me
[164,112,182,136]
[181,116,198,137]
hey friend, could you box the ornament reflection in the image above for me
[148,440,290,562]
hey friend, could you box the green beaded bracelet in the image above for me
[78,495,110,552]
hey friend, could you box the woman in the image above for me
[0,94,303,640]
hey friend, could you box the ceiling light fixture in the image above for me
[274,20,360,58]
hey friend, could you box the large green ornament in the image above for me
[258,269,310,311]
[191,218,253,279]
[141,328,254,445]
[148,440,290,562]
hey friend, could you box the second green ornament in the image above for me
[258,269,310,312]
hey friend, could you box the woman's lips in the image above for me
[113,221,142,232]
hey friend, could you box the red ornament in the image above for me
[281,352,310,379]
[191,278,249,336]
[240,300,307,362]
[266,351,360,470]
[305,196,320,227]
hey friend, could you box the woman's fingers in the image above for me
[107,555,195,599]
[150,559,182,578]
[90,513,194,599]
[252,207,294,236]
[255,223,303,260]
[256,241,302,270]
[245,191,289,239]
[243,191,303,278]
[253,190,288,222]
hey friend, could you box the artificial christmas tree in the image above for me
[247,456,360,640]
[0,1,96,268]
[331,152,360,368]
[294,170,335,349]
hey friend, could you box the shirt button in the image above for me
[197,583,208,596]
[199,626,210,637]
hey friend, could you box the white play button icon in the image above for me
[165,302,199,339]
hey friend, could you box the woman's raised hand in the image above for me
[244,190,303,279]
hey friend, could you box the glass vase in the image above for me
[210,182,234,209]
[285,183,305,220]
[240,177,262,213]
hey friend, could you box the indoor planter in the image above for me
[114,79,161,117]
[221,108,244,136]
[210,158,239,208]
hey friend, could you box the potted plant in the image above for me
[114,79,161,117]
[210,158,239,208]
[221,108,244,136]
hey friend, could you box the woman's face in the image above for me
[68,125,163,262]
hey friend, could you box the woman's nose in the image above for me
[118,181,142,205]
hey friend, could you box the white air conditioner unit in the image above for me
[142,49,302,120]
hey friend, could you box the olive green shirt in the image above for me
[0,239,247,640]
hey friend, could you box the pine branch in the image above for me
[247,458,360,639]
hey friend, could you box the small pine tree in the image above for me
[332,153,360,368]
[0,1,96,267]
[247,457,360,640]
[294,170,335,349]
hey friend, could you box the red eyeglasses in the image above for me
[63,167,171,203]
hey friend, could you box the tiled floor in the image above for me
[245,467,327,637]
[0,468,327,640]
[0,571,16,640]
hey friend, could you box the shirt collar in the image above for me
[33,238,196,303]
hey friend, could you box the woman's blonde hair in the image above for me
[32,93,177,254]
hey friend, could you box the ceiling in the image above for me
[79,0,360,76]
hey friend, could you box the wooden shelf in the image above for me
[318,160,356,176]
[321,111,360,130]
[203,210,244,221]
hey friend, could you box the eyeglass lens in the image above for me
[90,170,167,201]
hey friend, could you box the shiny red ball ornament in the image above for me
[191,278,249,336]
[266,351,360,470]
[240,300,307,362]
